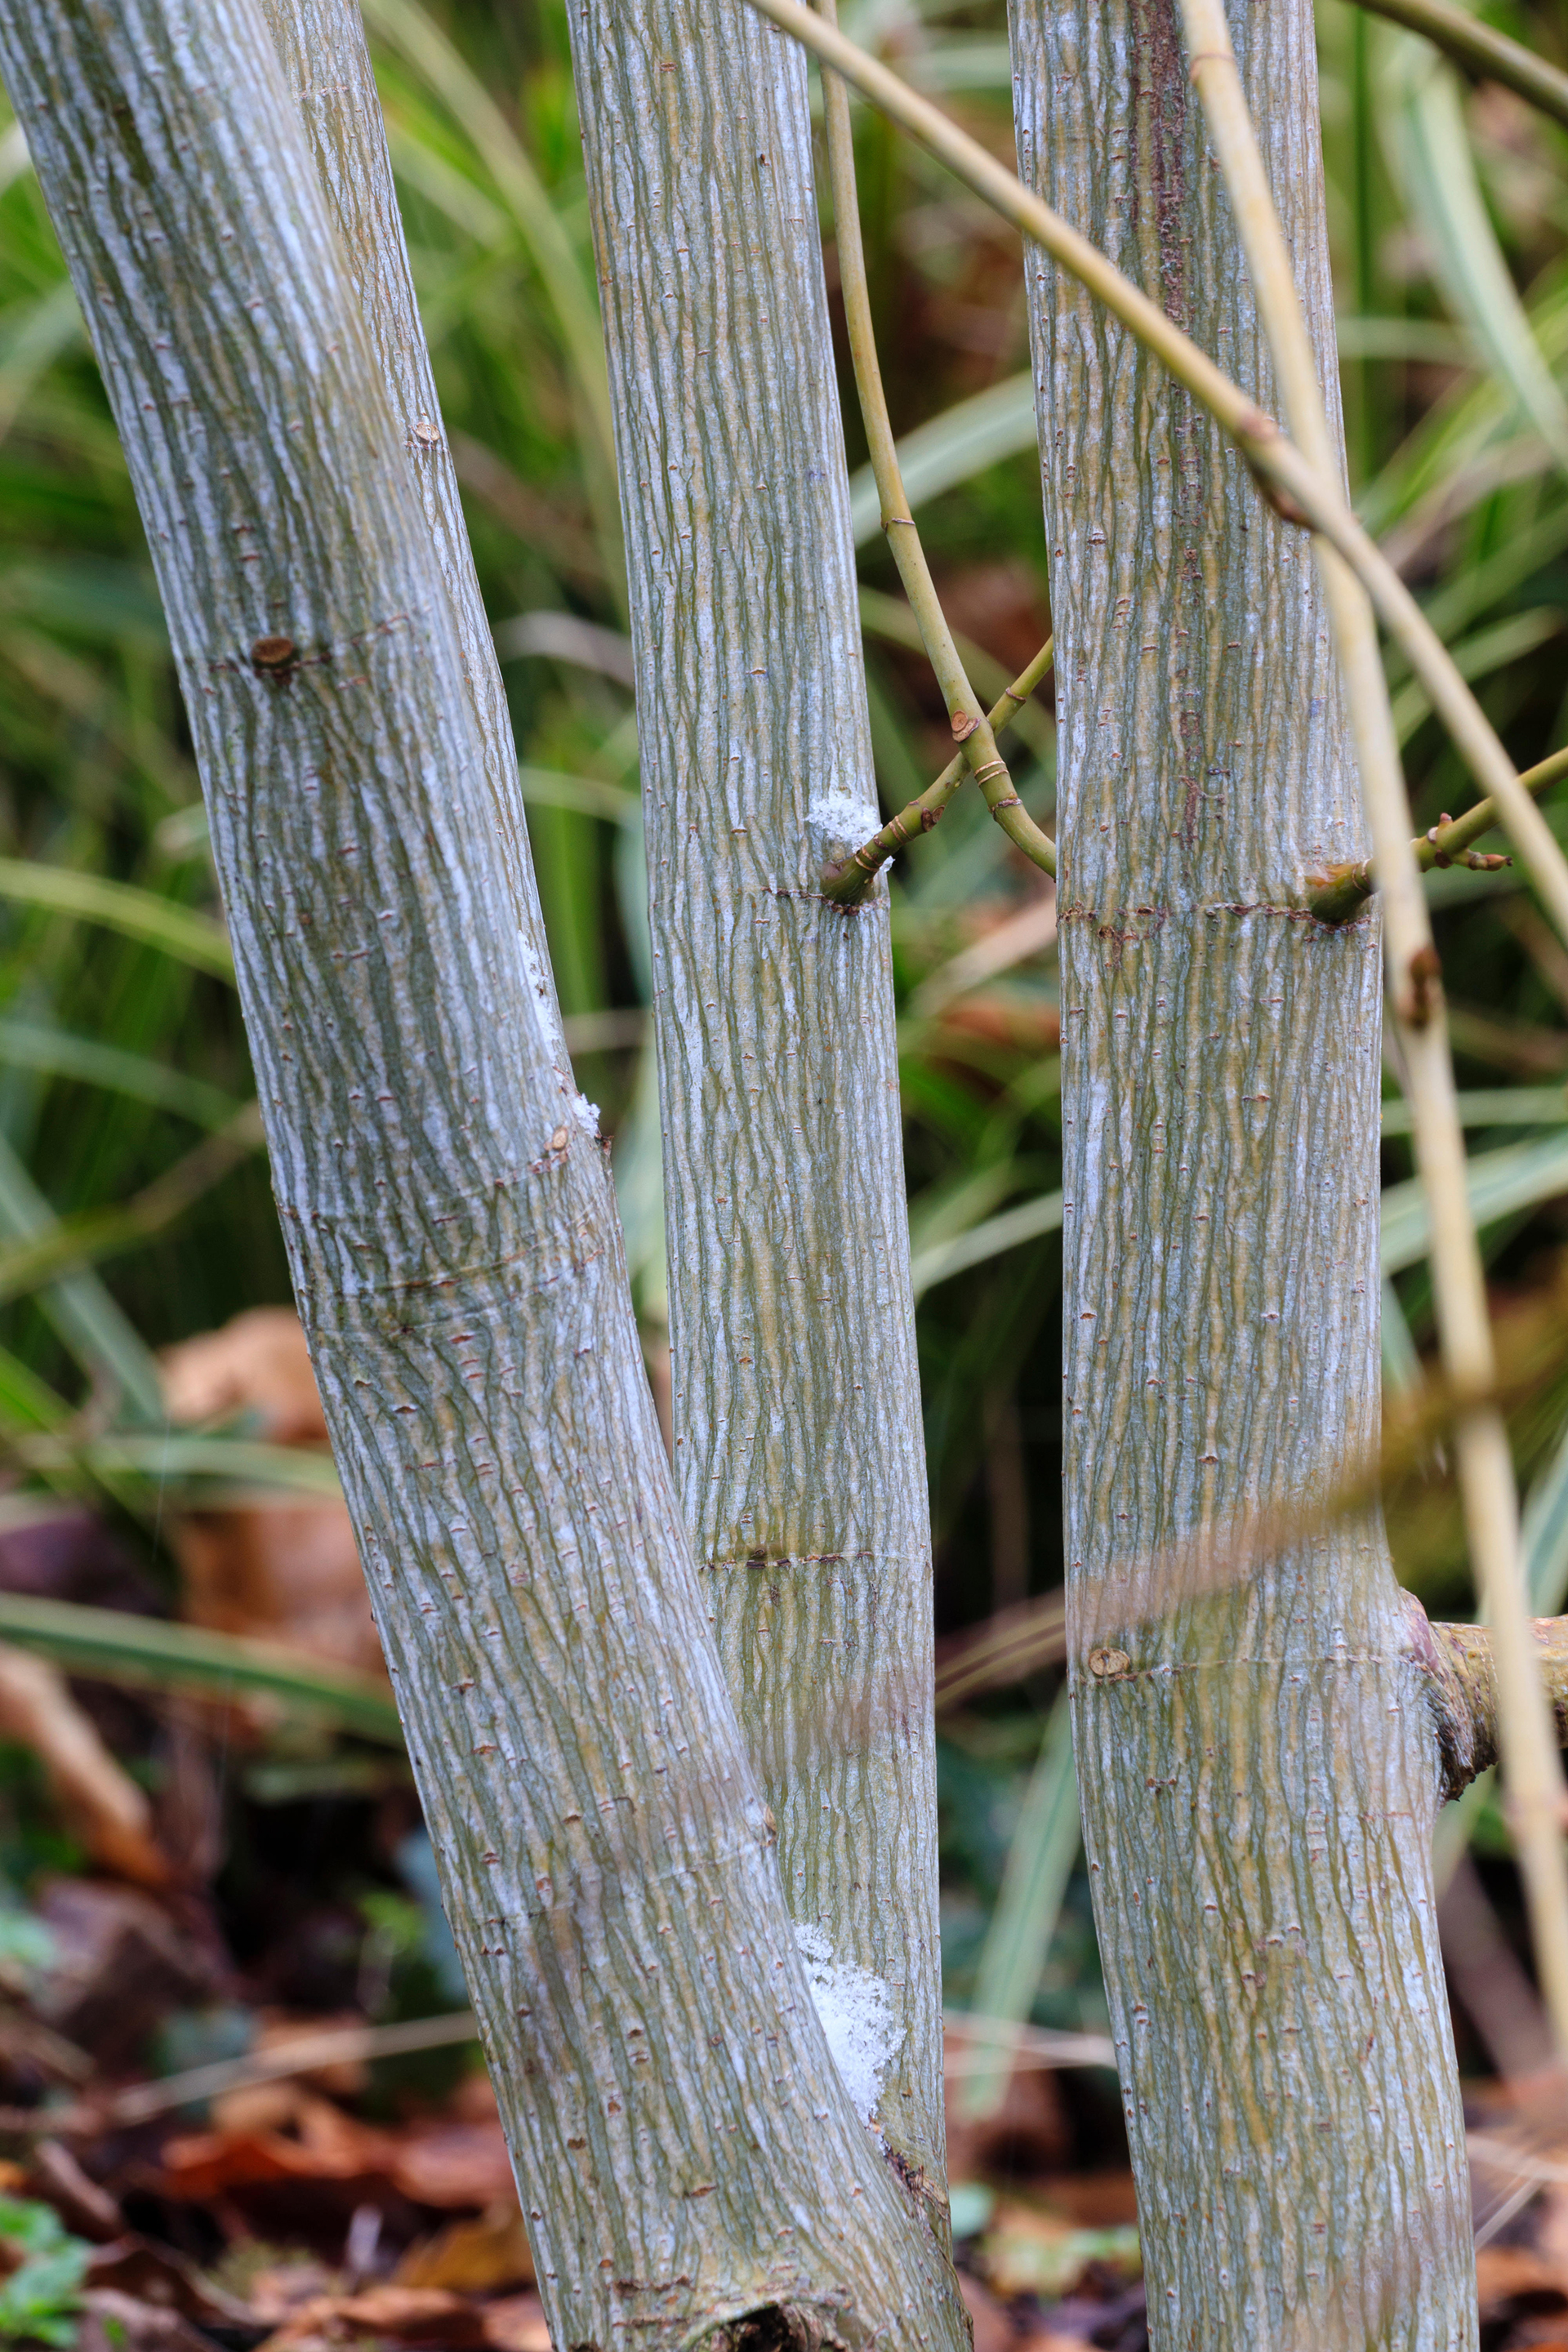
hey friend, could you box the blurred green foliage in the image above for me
[0,2194,91,2348]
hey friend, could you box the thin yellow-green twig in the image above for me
[744,0,1568,955]
[1183,0,1568,2067]
[813,0,1055,887]
[1311,742,1568,923]
[823,635,1055,904]
[1352,0,1568,135]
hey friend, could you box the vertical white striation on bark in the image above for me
[1008,0,1476,2341]
[255,0,564,1059]
[566,0,949,2214]
[0,1,972,2340]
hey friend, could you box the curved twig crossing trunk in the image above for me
[0,2,969,2341]
[1008,0,1477,2337]
[566,0,949,2215]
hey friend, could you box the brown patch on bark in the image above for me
[1128,0,1191,330]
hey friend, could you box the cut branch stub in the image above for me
[1409,1594,1568,1801]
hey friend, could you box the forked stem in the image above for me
[813,0,1055,890]
[745,0,1568,956]
[822,635,1055,905]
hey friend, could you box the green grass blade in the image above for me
[0,858,233,977]
[0,1132,163,1421]
[515,764,639,827]
[848,372,1036,545]
[0,1592,403,1744]
[954,1690,1080,2121]
[1525,1412,1568,1617]
[1385,34,1568,474]
[0,1106,264,1308]
[911,1189,1063,1300]
[5,1430,343,1498]
[1381,1087,1568,1134]
[0,1018,240,1126]
[914,1129,1568,1300]
[1382,1276,1421,1395]
[1379,1131,1568,1274]
[360,0,616,483]
[1388,608,1564,744]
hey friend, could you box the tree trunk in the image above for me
[0,1,969,2340]
[566,0,949,2220]
[254,0,564,1063]
[1008,0,1477,2337]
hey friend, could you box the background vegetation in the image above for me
[3,0,1568,2330]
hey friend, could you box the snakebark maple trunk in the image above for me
[1009,0,1477,2340]
[0,1,970,2341]
[564,0,948,2219]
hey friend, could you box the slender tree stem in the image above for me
[1183,0,1568,2065]
[822,635,1055,905]
[1311,742,1568,922]
[1352,0,1568,135]
[813,0,1054,884]
[564,0,970,2261]
[745,0,1568,952]
[0,1,974,2336]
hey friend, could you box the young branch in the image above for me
[1310,742,1568,923]
[822,635,1055,906]
[744,0,1568,954]
[1352,0,1568,136]
[812,0,1054,888]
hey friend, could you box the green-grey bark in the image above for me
[565,0,950,2218]
[254,0,563,1061]
[0,1,970,2339]
[1007,0,1477,2339]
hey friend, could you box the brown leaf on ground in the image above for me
[85,2236,258,2328]
[242,2258,341,2325]
[394,2203,533,2292]
[77,2287,218,2352]
[1031,2171,1139,2229]
[959,2270,1016,2352]
[1477,2243,1568,2317]
[935,994,1060,1058]
[945,2063,1070,2185]
[160,1308,384,1684]
[479,2292,551,2351]
[257,2283,492,2349]
[154,2092,514,2212]
[979,2202,1142,2302]
[0,1645,171,1886]
[29,2136,122,2239]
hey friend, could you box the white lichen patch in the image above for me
[806,786,877,858]
[568,1089,600,1138]
[794,1920,900,2132]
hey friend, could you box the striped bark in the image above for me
[0,0,968,2339]
[567,0,949,2217]
[1008,0,1477,2338]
